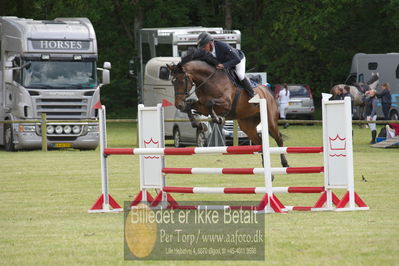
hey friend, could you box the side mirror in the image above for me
[102,69,110,85]
[128,57,141,79]
[12,57,21,67]
[159,66,170,80]
[128,59,135,78]
[103,61,111,70]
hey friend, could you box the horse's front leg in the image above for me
[206,100,225,124]
[182,99,207,131]
[185,109,204,131]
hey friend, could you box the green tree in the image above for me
[3,0,399,115]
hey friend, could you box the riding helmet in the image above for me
[197,32,213,48]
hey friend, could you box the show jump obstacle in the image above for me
[88,94,369,213]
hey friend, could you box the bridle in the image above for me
[172,72,193,97]
[172,68,217,98]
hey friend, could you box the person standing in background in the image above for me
[342,85,354,116]
[375,83,392,120]
[365,90,378,144]
[277,84,290,128]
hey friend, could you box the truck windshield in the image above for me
[22,60,97,89]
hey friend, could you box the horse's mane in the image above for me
[180,48,219,67]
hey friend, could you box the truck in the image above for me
[0,16,111,151]
[130,27,262,144]
[345,53,399,120]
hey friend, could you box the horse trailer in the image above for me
[345,53,399,120]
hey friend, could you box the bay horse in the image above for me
[166,48,288,168]
[330,72,380,119]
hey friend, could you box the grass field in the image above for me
[0,123,398,265]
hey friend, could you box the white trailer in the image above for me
[345,53,399,120]
[0,16,111,150]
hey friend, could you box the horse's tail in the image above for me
[255,85,278,104]
[254,85,276,101]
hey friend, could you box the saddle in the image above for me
[353,83,370,93]
[225,69,258,89]
[225,69,241,87]
[223,69,259,119]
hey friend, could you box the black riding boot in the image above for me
[241,77,255,97]
[370,130,377,144]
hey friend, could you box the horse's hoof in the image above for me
[216,117,225,125]
[199,123,208,132]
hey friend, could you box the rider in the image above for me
[197,32,255,97]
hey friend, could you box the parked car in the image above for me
[273,84,315,119]
[172,110,208,147]
[172,110,249,147]
[222,120,250,145]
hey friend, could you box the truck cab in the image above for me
[0,16,110,150]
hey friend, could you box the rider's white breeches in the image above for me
[367,115,377,131]
[236,57,246,81]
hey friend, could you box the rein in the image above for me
[174,69,217,98]
[194,69,217,92]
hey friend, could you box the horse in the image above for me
[166,48,288,168]
[330,72,380,119]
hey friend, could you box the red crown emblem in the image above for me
[328,134,347,157]
[143,138,160,159]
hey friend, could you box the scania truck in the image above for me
[0,17,111,151]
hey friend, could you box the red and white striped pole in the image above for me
[162,186,325,194]
[103,145,323,156]
[161,166,324,175]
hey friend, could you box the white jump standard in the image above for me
[91,94,369,213]
[88,105,123,213]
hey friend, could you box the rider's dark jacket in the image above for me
[213,40,244,69]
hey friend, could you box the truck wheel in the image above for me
[390,110,398,121]
[173,128,182,148]
[196,131,207,147]
[4,123,15,151]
